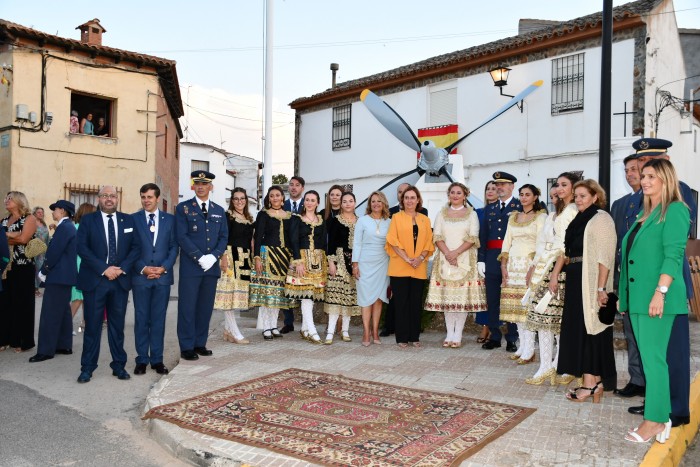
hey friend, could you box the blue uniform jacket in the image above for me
[131,210,179,287]
[175,198,228,278]
[77,211,141,292]
[41,219,77,286]
[478,199,522,262]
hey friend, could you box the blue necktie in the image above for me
[292,201,297,213]
[148,213,155,244]
[107,214,117,265]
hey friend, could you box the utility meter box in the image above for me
[16,104,28,120]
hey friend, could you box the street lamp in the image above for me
[489,66,523,112]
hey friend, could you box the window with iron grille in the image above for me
[551,53,584,115]
[332,104,351,150]
[191,160,209,172]
[64,183,122,208]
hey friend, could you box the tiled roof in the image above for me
[290,0,659,108]
[0,18,184,120]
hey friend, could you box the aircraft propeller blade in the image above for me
[444,80,543,154]
[356,167,425,212]
[360,89,422,153]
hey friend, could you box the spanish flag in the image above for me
[417,124,459,158]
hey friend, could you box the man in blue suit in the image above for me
[478,172,521,352]
[279,175,305,334]
[30,200,77,363]
[623,138,697,428]
[77,186,140,383]
[176,171,228,360]
[131,183,179,375]
[610,155,645,398]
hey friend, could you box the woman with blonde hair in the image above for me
[620,159,689,443]
[0,191,38,352]
[557,179,616,404]
[385,186,434,348]
[352,191,391,346]
[425,182,486,348]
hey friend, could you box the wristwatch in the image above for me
[656,285,669,294]
[597,287,606,292]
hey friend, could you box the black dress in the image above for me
[557,205,615,379]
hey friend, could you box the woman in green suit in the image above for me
[619,158,690,444]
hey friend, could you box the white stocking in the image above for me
[444,312,457,342]
[326,313,340,339]
[256,307,267,330]
[453,313,467,343]
[341,315,351,333]
[519,326,535,360]
[301,299,317,336]
[531,331,554,378]
[224,310,245,340]
[514,323,525,357]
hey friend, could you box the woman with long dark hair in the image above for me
[320,185,343,222]
[474,180,499,342]
[214,187,254,344]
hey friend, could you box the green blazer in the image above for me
[619,202,689,315]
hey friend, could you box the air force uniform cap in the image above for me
[492,171,517,183]
[632,138,672,158]
[191,170,216,183]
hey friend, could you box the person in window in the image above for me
[69,110,79,134]
[94,117,109,137]
[80,113,94,135]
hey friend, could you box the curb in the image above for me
[641,372,700,466]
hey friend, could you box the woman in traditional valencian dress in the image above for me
[524,172,580,384]
[285,190,327,344]
[352,191,391,346]
[498,184,547,363]
[250,186,296,340]
[424,183,486,348]
[323,192,360,344]
[214,188,253,345]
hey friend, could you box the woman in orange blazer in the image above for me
[385,186,434,348]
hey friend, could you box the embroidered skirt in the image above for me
[525,264,566,333]
[214,246,252,310]
[323,249,360,316]
[498,253,531,323]
[424,252,486,313]
[249,245,296,309]
[284,249,327,301]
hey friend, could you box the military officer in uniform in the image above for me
[624,138,697,428]
[478,172,521,351]
[175,171,228,361]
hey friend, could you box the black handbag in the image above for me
[598,293,618,325]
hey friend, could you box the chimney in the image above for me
[76,18,106,46]
[330,63,339,88]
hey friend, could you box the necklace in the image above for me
[370,216,382,234]
[522,208,535,215]
[449,204,465,211]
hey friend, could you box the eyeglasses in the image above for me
[98,194,118,199]
[233,197,246,202]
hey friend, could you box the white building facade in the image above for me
[290,0,698,227]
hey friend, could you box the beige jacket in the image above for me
[581,210,616,335]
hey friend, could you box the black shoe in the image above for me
[671,415,690,427]
[279,324,294,334]
[55,348,73,355]
[482,340,501,350]
[271,328,283,338]
[628,404,644,415]
[151,363,169,375]
[379,329,393,337]
[614,382,645,398]
[263,330,274,340]
[29,353,54,363]
[180,350,199,361]
[112,369,131,380]
[505,342,517,353]
[134,363,147,375]
[77,371,92,383]
[194,347,213,356]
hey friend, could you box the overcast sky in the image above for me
[3,0,699,175]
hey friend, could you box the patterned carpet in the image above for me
[144,368,535,466]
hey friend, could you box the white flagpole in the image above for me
[262,0,274,193]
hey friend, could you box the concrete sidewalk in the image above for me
[145,311,700,466]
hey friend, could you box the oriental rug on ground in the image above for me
[144,368,535,466]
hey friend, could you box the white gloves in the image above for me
[198,254,217,272]
[37,272,47,283]
[477,262,486,277]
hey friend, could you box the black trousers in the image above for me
[390,276,425,344]
[0,263,36,350]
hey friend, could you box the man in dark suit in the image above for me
[77,186,140,383]
[478,172,521,352]
[131,183,179,375]
[381,182,429,337]
[30,200,77,363]
[280,175,305,334]
[610,155,645,398]
[175,171,228,360]
[624,138,697,428]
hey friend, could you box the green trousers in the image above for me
[630,313,674,423]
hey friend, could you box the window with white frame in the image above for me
[551,53,584,115]
[332,104,351,150]
[191,160,209,172]
[429,85,457,126]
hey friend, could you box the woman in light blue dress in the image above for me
[352,191,391,346]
